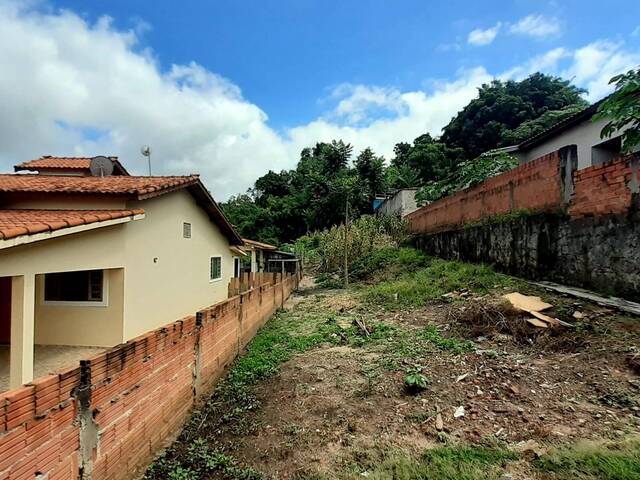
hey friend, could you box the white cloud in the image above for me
[468,23,501,46]
[562,40,640,101]
[509,14,561,38]
[0,1,638,200]
[0,1,291,199]
[501,47,569,80]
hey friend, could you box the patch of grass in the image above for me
[146,439,262,480]
[350,247,431,281]
[347,445,517,480]
[534,437,640,480]
[363,257,514,308]
[419,325,475,353]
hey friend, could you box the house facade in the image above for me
[375,188,419,217]
[509,100,633,170]
[0,157,243,389]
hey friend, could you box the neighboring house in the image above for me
[241,238,277,273]
[14,156,130,176]
[505,99,633,170]
[0,157,243,389]
[375,188,419,217]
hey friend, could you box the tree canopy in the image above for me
[222,73,591,246]
[441,73,588,157]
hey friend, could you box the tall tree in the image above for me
[441,73,588,157]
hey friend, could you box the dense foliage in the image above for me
[415,150,519,205]
[221,73,590,245]
[441,73,588,158]
[594,67,640,153]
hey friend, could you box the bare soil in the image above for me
[201,285,640,479]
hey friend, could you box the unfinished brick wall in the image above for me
[568,155,639,217]
[0,272,299,480]
[407,151,639,235]
[407,151,563,234]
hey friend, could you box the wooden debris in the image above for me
[530,281,640,316]
[503,292,553,312]
[435,413,444,431]
[526,318,549,328]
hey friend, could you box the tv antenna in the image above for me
[141,145,152,175]
[89,156,114,177]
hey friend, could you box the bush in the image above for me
[293,215,409,277]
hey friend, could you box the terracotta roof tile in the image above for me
[14,156,130,175]
[0,209,144,241]
[242,238,277,250]
[0,174,199,198]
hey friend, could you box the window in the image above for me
[234,257,240,277]
[44,270,105,303]
[183,222,192,238]
[591,136,622,166]
[210,256,222,281]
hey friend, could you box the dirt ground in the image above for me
[192,281,640,479]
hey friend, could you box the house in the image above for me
[241,238,277,273]
[14,155,130,176]
[506,99,633,170]
[0,156,243,389]
[375,188,419,217]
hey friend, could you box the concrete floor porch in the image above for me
[0,344,105,392]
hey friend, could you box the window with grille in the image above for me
[44,270,104,303]
[210,256,222,281]
[183,222,192,238]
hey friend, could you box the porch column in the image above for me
[9,274,35,389]
[251,250,257,273]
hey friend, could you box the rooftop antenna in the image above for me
[89,156,114,177]
[141,145,152,175]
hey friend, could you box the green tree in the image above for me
[441,73,588,157]
[594,67,640,153]
[355,147,386,202]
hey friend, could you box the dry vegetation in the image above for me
[145,251,640,480]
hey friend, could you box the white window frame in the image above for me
[41,269,110,307]
[209,255,223,283]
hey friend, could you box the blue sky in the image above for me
[50,0,640,129]
[0,0,639,197]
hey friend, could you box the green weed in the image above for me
[363,257,513,308]
[347,444,517,480]
[534,437,640,480]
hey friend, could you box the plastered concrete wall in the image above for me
[122,190,234,339]
[34,268,124,347]
[517,117,624,169]
[378,189,418,217]
[0,189,235,344]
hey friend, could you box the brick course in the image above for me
[0,272,299,480]
[407,152,639,235]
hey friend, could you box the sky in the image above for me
[0,0,639,199]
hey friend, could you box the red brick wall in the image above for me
[407,152,639,235]
[0,273,299,480]
[407,152,562,234]
[568,155,638,217]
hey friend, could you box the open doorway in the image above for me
[0,277,10,344]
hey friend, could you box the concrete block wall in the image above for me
[0,272,300,480]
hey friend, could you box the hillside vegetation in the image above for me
[222,73,588,245]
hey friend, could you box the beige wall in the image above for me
[122,190,233,339]
[0,188,234,345]
[34,268,124,347]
